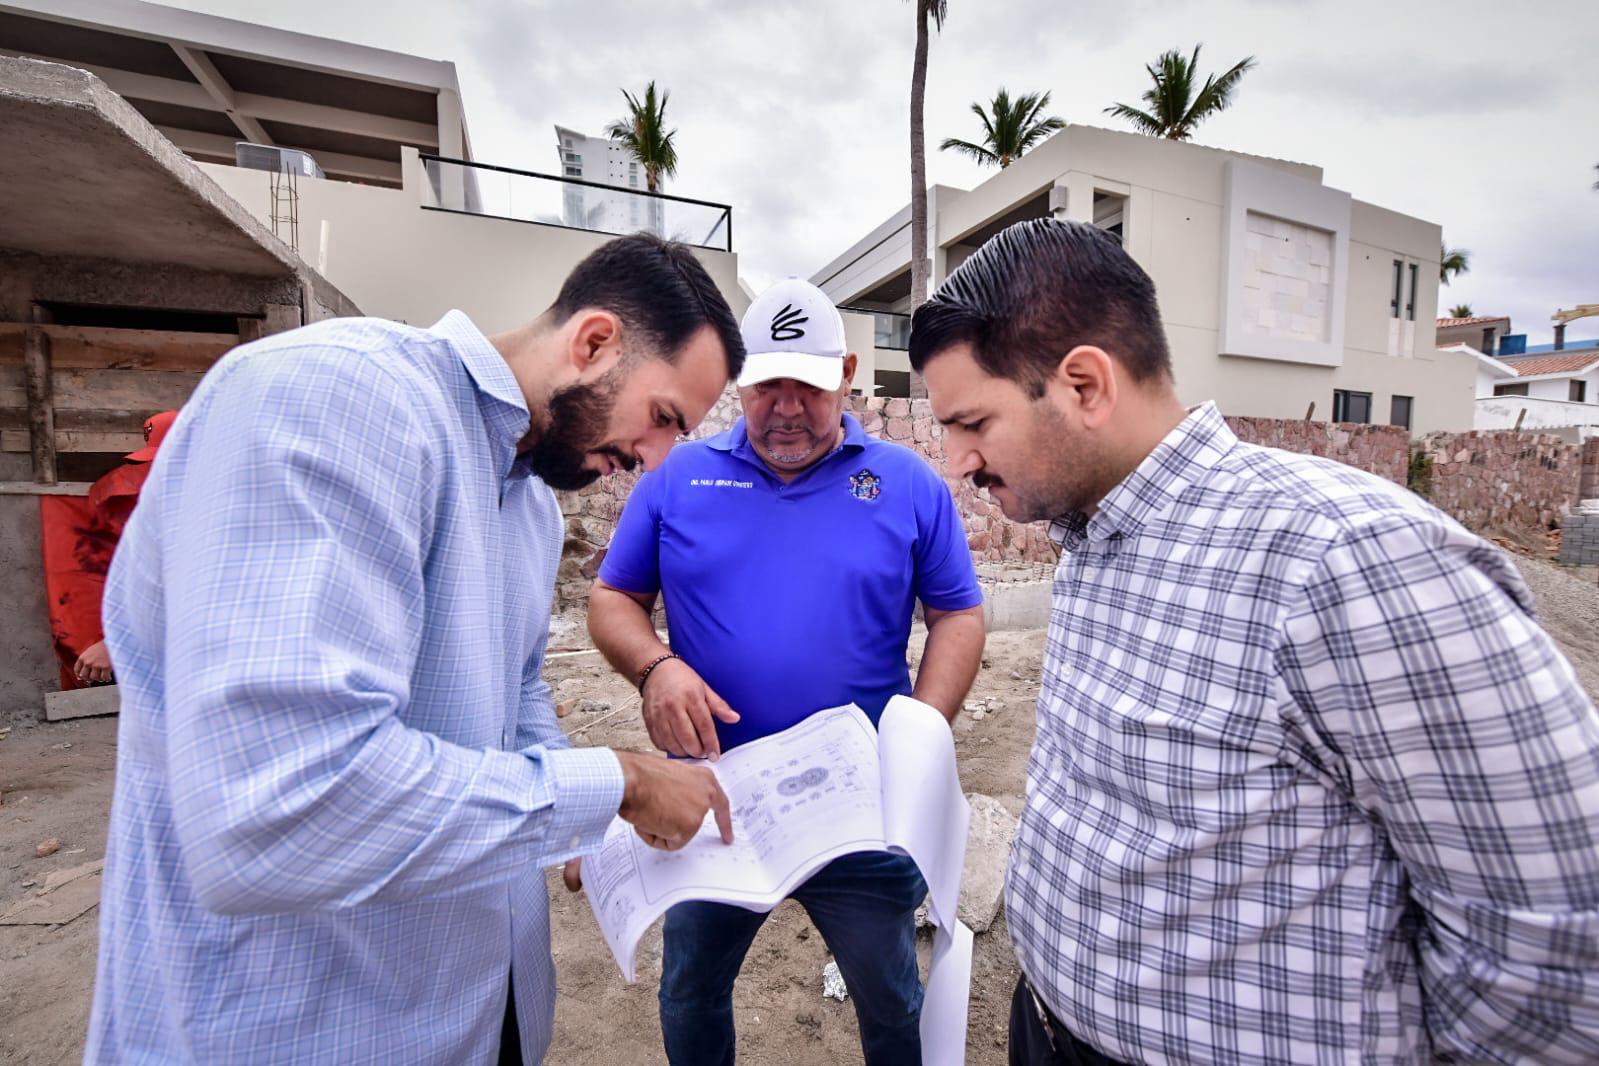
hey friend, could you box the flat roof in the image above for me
[0,0,469,187]
[0,55,357,308]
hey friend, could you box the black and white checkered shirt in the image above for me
[1006,403,1599,1065]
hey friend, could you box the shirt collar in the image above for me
[429,310,532,478]
[1049,402,1237,552]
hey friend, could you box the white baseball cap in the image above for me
[737,277,848,391]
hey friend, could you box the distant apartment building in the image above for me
[813,124,1474,434]
[554,124,663,237]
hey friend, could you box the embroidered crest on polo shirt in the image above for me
[848,469,882,501]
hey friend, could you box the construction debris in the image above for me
[916,794,1021,934]
[35,838,61,858]
[821,960,848,1001]
[0,860,105,927]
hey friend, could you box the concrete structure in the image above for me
[0,0,471,187]
[200,150,744,335]
[0,55,358,719]
[812,124,1474,434]
[555,124,664,237]
[1,0,742,336]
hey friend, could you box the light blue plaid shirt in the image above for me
[86,312,625,1064]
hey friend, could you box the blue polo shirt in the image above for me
[599,413,982,750]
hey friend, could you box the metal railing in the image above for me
[842,306,912,350]
[419,154,732,252]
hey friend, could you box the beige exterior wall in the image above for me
[198,152,746,334]
[839,309,877,393]
[813,123,1473,434]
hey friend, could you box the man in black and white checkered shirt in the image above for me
[910,218,1599,1065]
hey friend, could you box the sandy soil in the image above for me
[2,554,1594,1065]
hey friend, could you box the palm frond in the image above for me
[948,86,1065,168]
[607,80,678,191]
[1111,44,1255,140]
[939,137,999,166]
[1103,101,1165,136]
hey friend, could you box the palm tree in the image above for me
[940,88,1064,168]
[1105,45,1256,141]
[908,0,947,312]
[1440,243,1470,285]
[1447,304,1473,318]
[605,81,677,193]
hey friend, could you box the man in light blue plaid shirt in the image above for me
[911,219,1599,1065]
[87,235,744,1064]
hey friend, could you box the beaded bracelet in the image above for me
[637,652,682,693]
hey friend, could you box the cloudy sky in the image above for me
[173,0,1598,344]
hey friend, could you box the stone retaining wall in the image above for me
[1225,416,1408,484]
[552,394,1592,616]
[1418,431,1583,533]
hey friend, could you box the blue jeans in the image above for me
[659,850,927,1066]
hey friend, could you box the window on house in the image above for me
[1572,380,1588,403]
[1093,191,1126,244]
[564,166,581,177]
[1390,395,1413,429]
[1481,327,1496,355]
[1494,383,1529,397]
[1405,263,1418,321]
[1390,260,1403,318]
[1333,389,1372,423]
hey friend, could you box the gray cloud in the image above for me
[166,0,1599,343]
[1260,58,1564,118]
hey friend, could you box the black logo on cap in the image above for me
[770,303,808,342]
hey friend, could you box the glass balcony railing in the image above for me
[842,307,912,350]
[420,154,732,252]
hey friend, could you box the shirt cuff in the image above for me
[532,745,626,862]
[921,588,986,612]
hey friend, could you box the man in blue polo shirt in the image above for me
[586,278,985,1064]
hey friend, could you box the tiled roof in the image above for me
[1508,352,1599,377]
[1436,315,1511,329]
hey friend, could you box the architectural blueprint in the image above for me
[582,696,974,1064]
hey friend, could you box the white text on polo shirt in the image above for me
[689,478,753,488]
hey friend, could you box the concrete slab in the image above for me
[43,685,119,721]
[981,580,1050,632]
[0,55,358,315]
[917,793,1020,935]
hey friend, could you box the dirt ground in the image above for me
[2,557,1595,1066]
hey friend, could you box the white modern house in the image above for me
[1440,312,1599,436]
[0,0,744,332]
[1474,348,1599,437]
[1437,314,1515,358]
[812,124,1475,434]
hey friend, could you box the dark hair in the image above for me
[549,232,745,379]
[908,218,1172,396]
